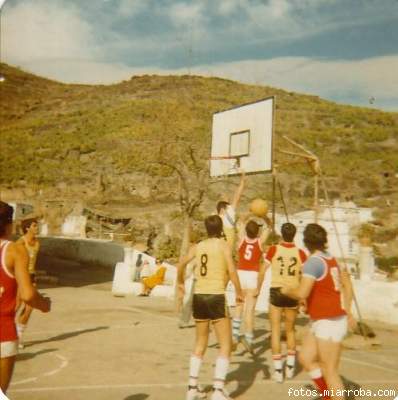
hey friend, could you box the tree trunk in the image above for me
[179,213,192,260]
[175,213,192,313]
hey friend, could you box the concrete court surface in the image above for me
[6,282,398,400]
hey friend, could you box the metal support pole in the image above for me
[272,173,276,236]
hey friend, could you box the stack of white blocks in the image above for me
[112,247,177,298]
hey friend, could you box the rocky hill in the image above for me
[1,63,397,256]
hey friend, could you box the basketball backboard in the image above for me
[210,97,274,177]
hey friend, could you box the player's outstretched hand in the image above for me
[236,291,244,304]
[299,299,307,314]
[347,313,357,331]
[279,286,287,296]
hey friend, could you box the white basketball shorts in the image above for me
[237,270,258,290]
[311,315,348,343]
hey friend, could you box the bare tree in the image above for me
[156,141,208,258]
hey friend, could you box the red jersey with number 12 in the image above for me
[306,254,346,320]
[238,237,263,272]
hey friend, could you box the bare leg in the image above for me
[243,289,257,336]
[270,304,282,355]
[187,320,210,396]
[212,318,232,359]
[234,302,244,322]
[317,339,345,399]
[284,308,297,352]
[194,320,210,357]
[212,318,232,392]
[0,356,16,394]
[300,330,330,399]
[299,330,319,372]
[232,298,244,342]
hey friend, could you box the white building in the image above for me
[275,200,373,271]
[8,202,34,220]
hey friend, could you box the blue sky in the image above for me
[2,0,398,110]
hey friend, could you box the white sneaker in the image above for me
[186,385,207,400]
[18,342,25,350]
[211,388,231,400]
[272,370,283,383]
[285,364,295,379]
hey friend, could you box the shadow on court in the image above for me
[124,394,150,400]
[16,348,58,362]
[342,376,362,399]
[227,328,271,398]
[37,253,114,288]
[24,326,109,347]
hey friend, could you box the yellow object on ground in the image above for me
[142,266,167,289]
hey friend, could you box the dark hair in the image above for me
[281,222,296,242]
[205,215,223,238]
[246,220,260,239]
[0,201,14,236]
[21,218,38,234]
[216,201,229,214]
[303,223,327,252]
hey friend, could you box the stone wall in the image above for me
[38,236,125,268]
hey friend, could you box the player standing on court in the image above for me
[216,171,245,249]
[0,202,51,394]
[177,215,243,400]
[16,217,40,348]
[232,219,269,354]
[265,222,307,383]
[281,223,356,400]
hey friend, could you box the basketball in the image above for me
[250,198,268,217]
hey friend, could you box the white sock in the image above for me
[232,318,241,339]
[272,354,283,372]
[287,351,296,368]
[309,368,323,380]
[213,356,229,390]
[245,332,254,344]
[189,355,202,387]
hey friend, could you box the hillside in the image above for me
[0,63,397,253]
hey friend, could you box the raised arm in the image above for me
[177,245,196,286]
[222,242,243,303]
[11,242,50,312]
[259,225,270,247]
[340,269,356,328]
[231,170,245,210]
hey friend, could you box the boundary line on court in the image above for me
[12,354,69,386]
[341,356,398,375]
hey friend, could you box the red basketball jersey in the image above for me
[0,241,18,342]
[306,254,346,320]
[238,237,263,272]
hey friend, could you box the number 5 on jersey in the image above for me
[244,244,254,261]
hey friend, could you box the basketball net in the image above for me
[209,156,242,179]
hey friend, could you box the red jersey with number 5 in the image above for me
[306,254,346,320]
[238,237,263,272]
